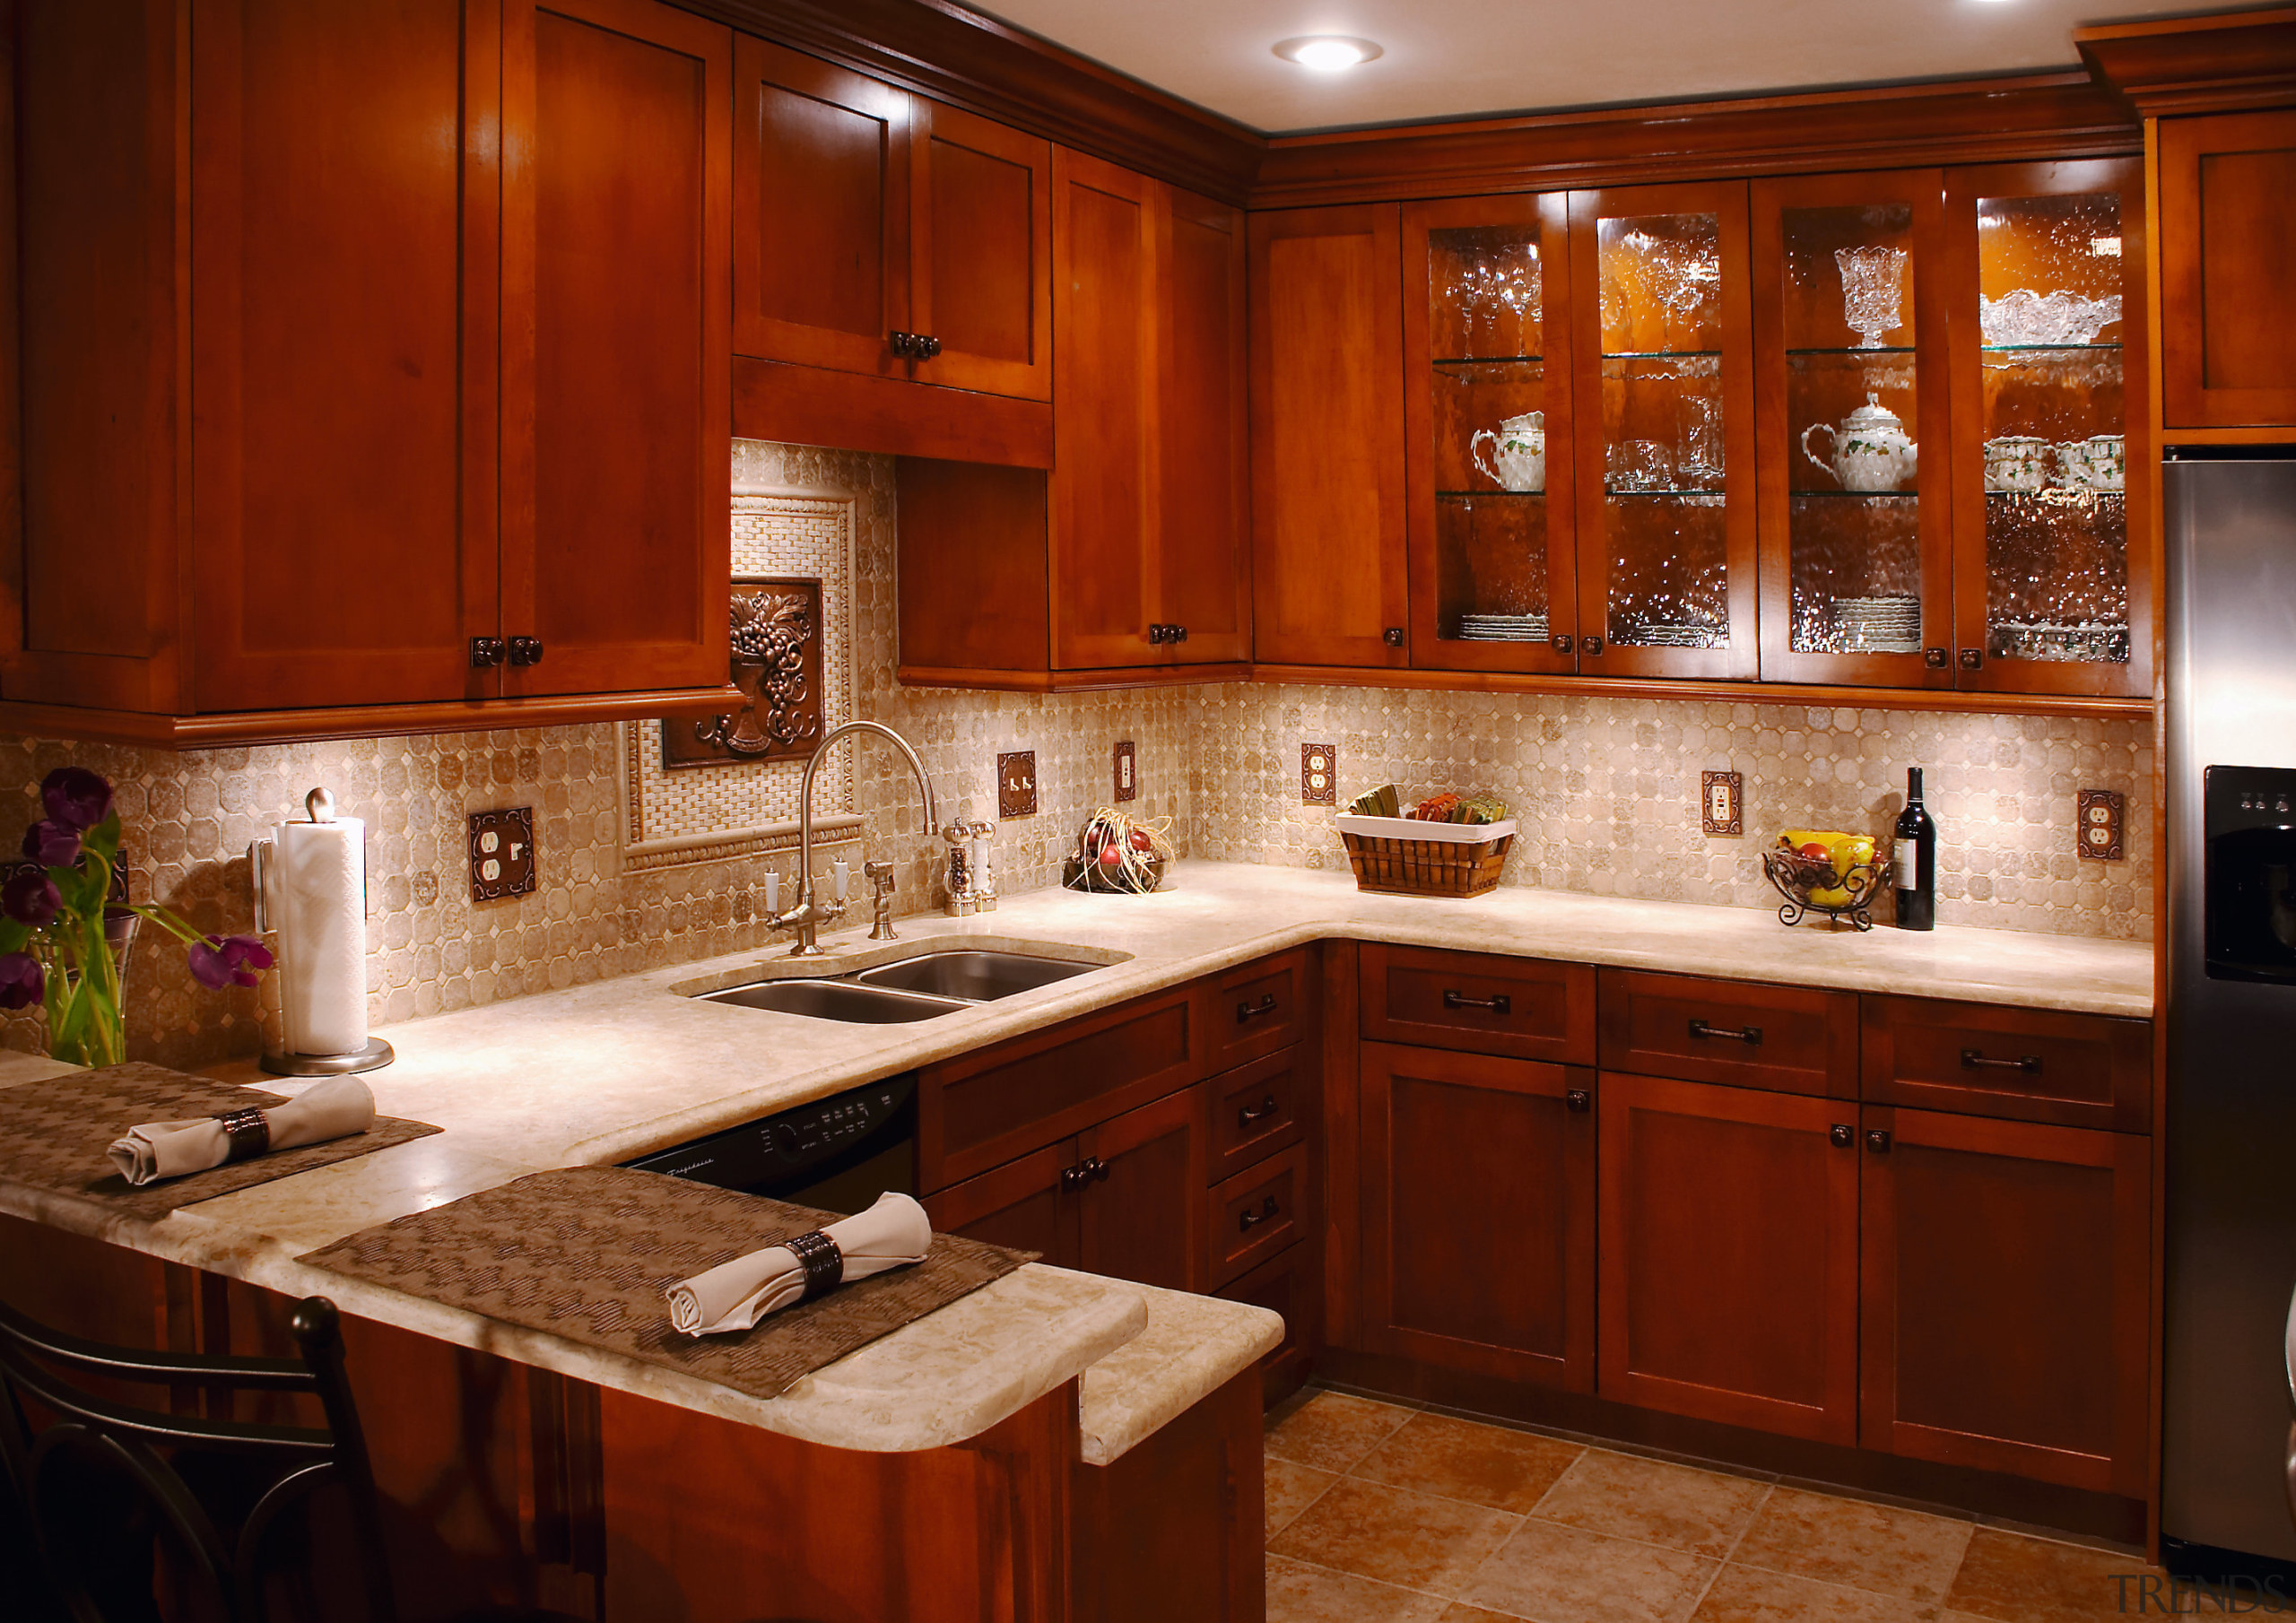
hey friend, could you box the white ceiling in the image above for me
[972,0,2222,135]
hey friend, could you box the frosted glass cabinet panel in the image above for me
[1404,194,1579,673]
[1752,170,1954,688]
[1569,182,1757,679]
[1946,159,2151,699]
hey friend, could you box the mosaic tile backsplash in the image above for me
[0,440,2150,1069]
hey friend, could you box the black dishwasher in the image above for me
[622,1072,917,1216]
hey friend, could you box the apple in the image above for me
[1796,841,1831,861]
[1098,844,1124,868]
[1129,829,1154,852]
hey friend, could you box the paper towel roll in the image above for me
[274,814,368,1057]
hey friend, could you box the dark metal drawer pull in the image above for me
[1239,1094,1282,1128]
[1441,989,1511,1014]
[1960,1048,2042,1074]
[1238,1195,1281,1232]
[1689,1018,1763,1046]
[1237,994,1279,1023]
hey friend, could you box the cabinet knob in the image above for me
[508,636,544,667]
[469,636,507,669]
[890,331,918,359]
[1830,1124,1854,1148]
[1924,647,1948,670]
[1146,623,1167,645]
[1170,624,1187,643]
[1866,1129,1892,1153]
[1565,1088,1591,1113]
[919,334,942,360]
[1959,648,1984,671]
[1382,627,1405,648]
[1059,1156,1109,1192]
[1551,634,1574,655]
[1582,635,1605,657]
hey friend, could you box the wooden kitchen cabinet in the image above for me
[1248,204,1411,669]
[1402,192,1581,674]
[897,153,1249,686]
[1359,1042,1596,1390]
[731,40,1049,402]
[1569,180,1760,680]
[1359,943,1597,1064]
[1859,1105,2149,1495]
[1598,1070,1859,1444]
[1751,169,1956,689]
[2,0,735,741]
[1860,994,2152,1133]
[1596,968,1858,1098]
[2159,110,2296,430]
[1944,158,2151,699]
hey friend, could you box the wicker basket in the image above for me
[1335,814,1518,898]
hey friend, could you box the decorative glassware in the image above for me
[1834,245,1908,349]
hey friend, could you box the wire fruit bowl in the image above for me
[1761,847,1887,932]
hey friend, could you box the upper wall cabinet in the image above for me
[893,150,1249,689]
[2158,110,2296,430]
[3,0,734,742]
[733,39,1051,402]
[1249,205,1411,670]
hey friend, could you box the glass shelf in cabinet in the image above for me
[1432,354,1544,367]
[1604,488,1727,499]
[1437,488,1547,499]
[1603,349,1725,360]
[1786,345,1916,358]
[1788,489,1920,500]
[1979,343,2123,354]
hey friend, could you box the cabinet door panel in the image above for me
[1360,1043,1595,1389]
[732,37,908,375]
[1944,158,2150,699]
[1569,180,1759,681]
[1248,205,1409,668]
[1050,150,1157,670]
[909,101,1051,401]
[1159,187,1252,664]
[1079,1086,1206,1293]
[1598,1072,1858,1444]
[188,0,493,711]
[501,0,731,698]
[1403,192,1580,673]
[2161,110,2296,429]
[924,1142,1072,1265]
[1860,1106,2148,1495]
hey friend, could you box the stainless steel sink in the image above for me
[696,979,966,1023]
[853,950,1098,1002]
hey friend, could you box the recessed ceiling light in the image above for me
[1273,36,1384,72]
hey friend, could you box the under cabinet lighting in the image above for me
[1272,36,1383,71]
[2092,236,2122,257]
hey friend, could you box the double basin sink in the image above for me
[697,949,1102,1023]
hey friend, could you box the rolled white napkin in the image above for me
[667,1191,933,1337]
[107,1075,378,1187]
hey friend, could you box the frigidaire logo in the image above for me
[2116,1573,2296,1612]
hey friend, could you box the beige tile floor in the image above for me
[1265,1390,2165,1623]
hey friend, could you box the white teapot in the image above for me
[1801,393,1917,493]
[1471,411,1545,492]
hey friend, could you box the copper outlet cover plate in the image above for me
[1301,743,1336,805]
[2077,787,2125,861]
[1700,770,1744,837]
[469,807,536,902]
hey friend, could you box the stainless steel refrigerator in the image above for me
[2165,449,2296,1573]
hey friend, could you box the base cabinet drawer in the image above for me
[1217,1240,1320,1407]
[1207,1141,1309,1289]
[1597,1072,1859,1445]
[1361,944,1596,1063]
[1213,950,1312,1068]
[1859,1106,2149,1496]
[1860,996,2151,1133]
[1359,1042,1596,1391]
[1206,1046,1308,1182]
[1597,968,1857,1098]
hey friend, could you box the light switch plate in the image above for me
[2078,788,2125,861]
[1700,770,1744,837]
[1114,741,1136,803]
[1301,743,1336,805]
[997,751,1038,820]
[468,807,536,902]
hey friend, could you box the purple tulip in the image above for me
[40,768,111,833]
[0,952,42,1011]
[189,933,274,991]
[20,820,78,868]
[1,871,59,929]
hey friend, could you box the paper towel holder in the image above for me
[249,787,394,1079]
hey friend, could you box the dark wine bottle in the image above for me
[1892,767,1937,932]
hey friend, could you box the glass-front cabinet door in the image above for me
[1946,159,2151,699]
[1752,171,1953,688]
[1402,195,1578,672]
[1569,182,1758,679]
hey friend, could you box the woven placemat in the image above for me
[298,1167,1034,1401]
[0,1061,443,1219]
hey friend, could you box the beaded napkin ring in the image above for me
[783,1228,844,1301]
[213,1107,272,1163]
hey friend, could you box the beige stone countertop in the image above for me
[0,861,2147,1464]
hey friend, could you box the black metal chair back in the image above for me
[0,1293,396,1623]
